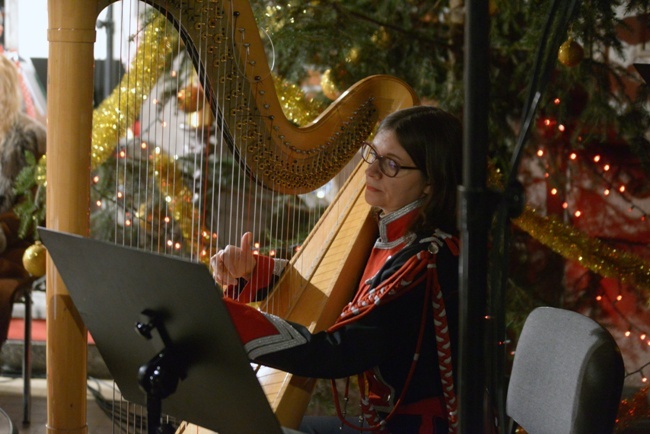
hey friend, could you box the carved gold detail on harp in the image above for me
[145,0,417,194]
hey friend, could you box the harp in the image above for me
[45,0,418,432]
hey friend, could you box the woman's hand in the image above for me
[211,232,257,286]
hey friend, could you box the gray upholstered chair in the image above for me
[506,307,624,434]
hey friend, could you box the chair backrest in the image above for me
[506,307,624,434]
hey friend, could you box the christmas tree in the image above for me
[251,0,650,393]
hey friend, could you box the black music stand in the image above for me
[39,228,303,434]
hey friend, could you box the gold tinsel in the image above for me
[150,150,215,264]
[274,75,323,125]
[514,207,650,301]
[90,14,178,169]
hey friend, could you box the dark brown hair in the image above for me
[377,105,463,233]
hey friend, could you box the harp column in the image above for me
[46,1,101,433]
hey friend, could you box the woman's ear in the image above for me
[422,183,432,198]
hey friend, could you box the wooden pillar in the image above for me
[45,1,101,433]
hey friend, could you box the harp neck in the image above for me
[145,0,418,194]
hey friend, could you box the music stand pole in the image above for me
[136,312,186,434]
[458,0,491,432]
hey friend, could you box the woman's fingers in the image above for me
[210,232,256,286]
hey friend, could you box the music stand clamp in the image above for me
[136,310,187,434]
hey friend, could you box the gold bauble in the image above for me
[558,38,584,67]
[345,47,360,64]
[23,241,47,277]
[186,105,215,129]
[320,69,341,100]
[371,27,392,49]
[177,84,204,112]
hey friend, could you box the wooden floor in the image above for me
[0,375,118,434]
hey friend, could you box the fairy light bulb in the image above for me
[569,152,577,160]
[558,124,565,132]
[604,189,610,196]
[537,149,544,157]
[619,185,626,193]
[574,210,581,218]
[593,155,601,163]
[641,371,648,383]
[550,188,558,195]
[562,202,568,209]
[625,329,632,337]
[641,333,647,341]
[616,294,623,302]
[93,175,100,184]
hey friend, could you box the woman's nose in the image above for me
[365,158,383,176]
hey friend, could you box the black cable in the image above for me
[489,1,582,433]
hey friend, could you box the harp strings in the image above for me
[92,2,355,431]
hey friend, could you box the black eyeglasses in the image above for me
[360,141,420,178]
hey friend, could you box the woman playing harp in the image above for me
[213,105,463,434]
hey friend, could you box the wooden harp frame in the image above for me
[45,1,418,433]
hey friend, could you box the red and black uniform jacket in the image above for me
[223,201,459,433]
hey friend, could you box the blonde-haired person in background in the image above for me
[0,53,46,346]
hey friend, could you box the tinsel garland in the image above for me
[513,207,650,303]
[90,14,178,169]
[149,150,213,263]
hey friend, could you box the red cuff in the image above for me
[222,297,279,345]
[234,255,275,303]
